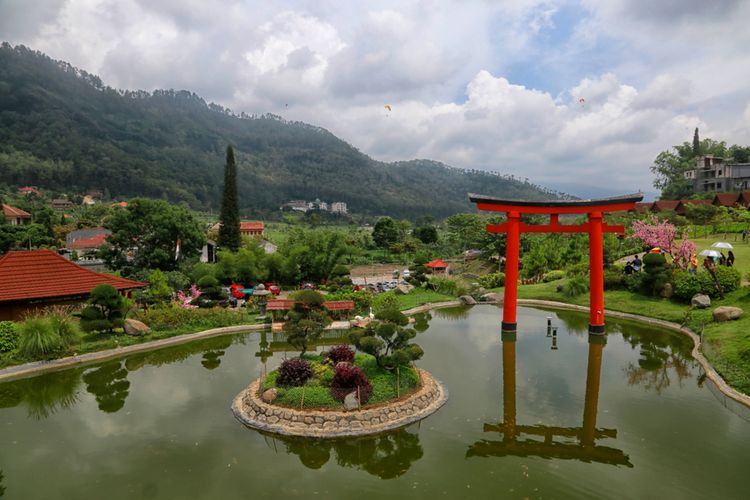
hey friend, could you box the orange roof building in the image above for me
[239,221,265,236]
[425,259,449,272]
[2,204,32,225]
[0,250,145,320]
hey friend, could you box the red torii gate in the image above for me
[469,193,643,336]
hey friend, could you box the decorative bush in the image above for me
[18,317,61,358]
[78,284,127,333]
[478,272,505,288]
[713,266,741,294]
[195,275,223,307]
[327,344,355,364]
[565,262,589,278]
[350,308,424,369]
[603,269,626,290]
[330,363,373,403]
[624,272,645,293]
[562,276,589,297]
[276,358,314,387]
[0,321,18,353]
[372,292,399,314]
[672,271,703,302]
[46,308,81,348]
[428,276,468,297]
[641,252,671,296]
[542,270,565,283]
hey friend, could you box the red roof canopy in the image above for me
[267,299,297,310]
[323,300,355,311]
[425,259,448,269]
[240,221,264,232]
[0,250,145,303]
[69,233,109,250]
[2,204,31,218]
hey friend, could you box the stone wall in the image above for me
[231,368,448,437]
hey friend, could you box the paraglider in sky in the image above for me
[384,104,392,112]
[578,97,585,107]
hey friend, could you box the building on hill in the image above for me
[240,221,264,236]
[51,198,75,211]
[330,202,348,214]
[18,186,41,197]
[425,259,449,274]
[712,193,739,208]
[66,228,111,247]
[2,204,31,225]
[0,249,145,320]
[674,199,712,216]
[631,202,654,214]
[282,200,310,212]
[684,155,750,193]
[651,200,680,213]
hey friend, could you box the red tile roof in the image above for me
[674,199,712,215]
[651,200,680,212]
[0,250,145,303]
[2,204,31,219]
[240,221,264,233]
[713,193,739,207]
[68,233,109,250]
[632,202,654,213]
[736,191,750,205]
[425,259,448,269]
[323,300,355,311]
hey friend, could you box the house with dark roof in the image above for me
[737,191,750,206]
[51,198,75,211]
[2,204,31,225]
[712,193,739,207]
[674,199,712,216]
[631,202,654,214]
[0,249,145,320]
[650,200,680,213]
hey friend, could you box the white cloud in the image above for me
[2,0,749,196]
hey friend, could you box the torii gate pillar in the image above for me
[469,193,643,336]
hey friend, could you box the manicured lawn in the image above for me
[692,234,750,280]
[395,289,455,311]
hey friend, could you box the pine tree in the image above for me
[692,128,701,157]
[218,145,241,251]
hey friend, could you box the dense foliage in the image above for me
[78,284,127,333]
[0,44,559,219]
[672,268,742,301]
[350,308,424,369]
[326,344,355,364]
[0,321,18,353]
[218,145,241,251]
[283,291,331,357]
[330,363,373,403]
[276,358,314,387]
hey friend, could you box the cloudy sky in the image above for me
[2,0,749,198]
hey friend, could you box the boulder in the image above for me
[712,306,743,322]
[691,294,711,309]
[123,319,151,336]
[395,284,413,295]
[459,295,477,305]
[480,292,502,303]
[261,388,277,403]
[660,283,673,299]
[343,391,359,411]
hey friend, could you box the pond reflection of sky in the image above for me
[0,305,748,499]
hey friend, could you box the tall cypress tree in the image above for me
[218,145,241,251]
[692,127,701,157]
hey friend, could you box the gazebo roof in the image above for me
[0,250,145,303]
[425,259,448,269]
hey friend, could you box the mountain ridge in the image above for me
[0,43,566,219]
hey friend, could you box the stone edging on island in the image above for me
[231,368,449,437]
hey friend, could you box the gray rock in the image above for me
[660,283,673,298]
[480,292,502,303]
[713,306,743,322]
[395,284,413,295]
[123,319,151,336]
[691,294,711,309]
[344,392,359,411]
[459,295,477,305]
[261,388,277,403]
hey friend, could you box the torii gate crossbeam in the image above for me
[469,193,643,335]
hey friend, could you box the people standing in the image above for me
[727,250,735,267]
[689,254,698,274]
[632,254,642,272]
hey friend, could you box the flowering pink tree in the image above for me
[176,284,201,309]
[630,216,696,269]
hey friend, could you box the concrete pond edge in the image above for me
[231,368,449,437]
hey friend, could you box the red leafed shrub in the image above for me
[327,344,355,364]
[330,363,373,403]
[277,358,314,387]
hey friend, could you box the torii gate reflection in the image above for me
[466,332,632,466]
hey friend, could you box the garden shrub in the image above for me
[641,252,671,296]
[672,271,703,302]
[0,321,18,353]
[18,317,61,358]
[428,276,468,297]
[478,272,505,288]
[372,292,399,314]
[277,358,314,387]
[195,275,224,307]
[327,344,355,364]
[565,262,589,278]
[46,308,81,348]
[330,363,373,403]
[713,266,741,294]
[136,305,246,331]
[603,269,626,290]
[624,272,645,293]
[542,270,565,283]
[350,308,423,369]
[562,276,589,297]
[79,284,127,333]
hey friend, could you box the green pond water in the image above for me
[0,305,748,499]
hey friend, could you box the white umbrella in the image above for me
[711,242,733,249]
[699,249,720,257]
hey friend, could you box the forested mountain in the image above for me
[0,43,563,219]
